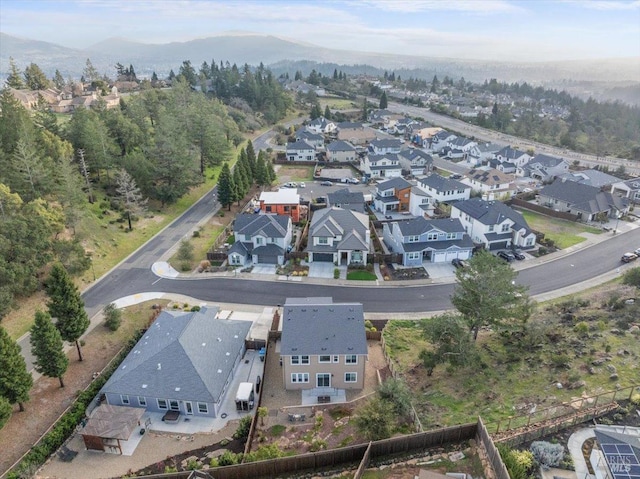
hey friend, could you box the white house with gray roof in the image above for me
[518,154,569,181]
[360,153,402,179]
[556,169,621,189]
[228,214,293,266]
[280,297,367,392]
[307,207,370,265]
[286,140,316,162]
[295,127,324,149]
[494,146,531,167]
[451,198,536,250]
[611,178,640,204]
[397,148,433,176]
[429,130,457,153]
[382,217,473,266]
[327,188,366,214]
[307,117,336,134]
[100,307,252,418]
[326,140,357,162]
[417,174,471,203]
[368,138,403,155]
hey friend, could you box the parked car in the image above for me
[450,174,462,180]
[298,182,306,188]
[452,258,468,269]
[512,249,526,260]
[282,182,297,188]
[634,247,640,256]
[347,177,359,184]
[621,252,638,263]
[320,181,333,186]
[497,251,516,262]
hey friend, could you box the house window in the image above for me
[407,252,420,260]
[333,356,339,363]
[291,355,300,365]
[346,355,357,364]
[319,355,331,363]
[138,396,146,407]
[284,206,290,212]
[169,400,179,411]
[157,399,168,410]
[427,233,438,241]
[488,225,494,232]
[291,373,309,383]
[266,206,272,212]
[501,223,510,232]
[345,373,357,383]
[121,395,130,405]
[408,235,419,243]
[256,237,264,245]
[317,374,331,387]
[301,355,309,364]
[526,237,534,246]
[446,233,456,239]
[318,237,328,245]
[197,403,208,414]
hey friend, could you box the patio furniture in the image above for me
[57,445,78,462]
[162,410,180,423]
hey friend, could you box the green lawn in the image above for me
[520,210,602,249]
[319,97,359,111]
[346,270,377,281]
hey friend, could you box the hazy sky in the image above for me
[1,0,639,62]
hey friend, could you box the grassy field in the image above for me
[521,210,602,248]
[319,97,359,111]
[276,165,315,182]
[383,281,640,430]
[347,270,377,281]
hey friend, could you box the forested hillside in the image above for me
[0,56,290,323]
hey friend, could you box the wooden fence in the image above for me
[353,442,373,479]
[509,197,579,221]
[476,417,511,479]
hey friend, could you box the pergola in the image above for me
[81,404,145,454]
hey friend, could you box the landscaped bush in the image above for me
[530,441,565,468]
[104,302,122,331]
[333,268,340,279]
[233,415,252,440]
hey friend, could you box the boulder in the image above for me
[610,373,619,380]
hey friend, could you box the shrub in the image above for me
[104,302,122,331]
[530,441,565,468]
[631,393,640,406]
[186,459,201,470]
[573,321,589,337]
[334,268,340,279]
[498,444,533,479]
[218,451,241,466]
[233,415,252,440]
[190,305,201,312]
[622,267,640,288]
[192,230,200,238]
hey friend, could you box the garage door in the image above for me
[258,255,279,265]
[489,241,509,251]
[432,252,446,263]
[445,251,459,262]
[313,253,334,262]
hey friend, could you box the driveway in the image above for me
[307,262,344,279]
[250,264,277,275]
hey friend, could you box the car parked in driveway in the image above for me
[512,249,526,260]
[452,258,468,269]
[497,251,516,262]
[320,181,333,186]
[621,252,638,263]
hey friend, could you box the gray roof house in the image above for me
[307,116,336,134]
[368,138,403,155]
[556,169,621,189]
[360,153,402,179]
[417,174,471,203]
[327,188,366,213]
[326,140,357,162]
[295,127,325,149]
[538,178,629,222]
[519,154,569,181]
[286,140,316,162]
[100,307,252,418]
[397,148,434,176]
[494,146,531,167]
[382,217,473,266]
[307,207,370,265]
[373,177,414,215]
[280,297,367,393]
[228,214,293,266]
[450,198,536,250]
[611,177,640,203]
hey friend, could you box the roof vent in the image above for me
[157,363,161,370]
[234,335,238,339]
[217,369,222,374]
[175,387,181,392]
[226,352,230,356]
[142,384,147,388]
[217,337,222,342]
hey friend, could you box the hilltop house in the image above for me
[280,297,367,394]
[227,214,293,266]
[383,217,473,266]
[451,198,536,250]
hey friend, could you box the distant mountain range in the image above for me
[1,32,639,93]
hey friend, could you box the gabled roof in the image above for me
[308,116,334,129]
[370,138,403,149]
[377,177,413,192]
[453,198,531,232]
[540,179,628,214]
[310,207,368,239]
[327,140,356,152]
[286,140,315,151]
[395,217,465,236]
[556,169,621,188]
[477,142,503,153]
[337,121,364,130]
[419,174,468,192]
[616,178,640,191]
[295,128,324,142]
[101,308,251,403]
[281,298,367,356]
[466,168,513,186]
[496,146,528,160]
[432,130,453,141]
[327,188,365,206]
[368,153,399,164]
[450,137,475,148]
[233,213,290,238]
[398,148,433,164]
[527,153,566,168]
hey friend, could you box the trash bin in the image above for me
[256,375,261,394]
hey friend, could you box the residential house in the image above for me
[360,153,402,179]
[373,177,413,214]
[280,297,367,392]
[295,127,325,150]
[611,177,640,203]
[451,198,536,250]
[227,214,293,266]
[306,207,370,265]
[487,157,517,174]
[391,117,415,135]
[259,189,301,222]
[467,142,504,166]
[285,80,325,97]
[409,126,443,149]
[429,130,457,153]
[368,109,397,128]
[449,137,477,155]
[99,307,252,418]
[327,188,366,214]
[382,217,473,266]
[538,179,629,222]
[494,146,531,168]
[462,168,517,200]
[337,123,377,145]
[307,117,336,135]
[286,140,316,162]
[368,138,403,155]
[326,140,357,163]
[417,174,471,203]
[556,169,621,189]
[409,187,436,218]
[519,154,569,181]
[397,148,434,176]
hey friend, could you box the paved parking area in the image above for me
[423,262,456,279]
[307,262,346,279]
[250,264,277,275]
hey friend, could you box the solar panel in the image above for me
[599,440,640,479]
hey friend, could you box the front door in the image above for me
[185,401,193,415]
[317,373,331,388]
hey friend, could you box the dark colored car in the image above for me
[320,181,333,186]
[512,249,526,260]
[452,258,468,269]
[497,251,515,262]
[450,174,462,180]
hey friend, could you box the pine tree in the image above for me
[266,157,276,185]
[45,263,90,361]
[114,168,147,231]
[430,75,439,93]
[0,327,33,412]
[233,165,246,201]
[217,162,235,210]
[379,91,388,109]
[6,57,24,89]
[310,103,322,120]
[324,105,332,120]
[0,396,12,429]
[30,311,68,388]
[255,155,268,187]
[245,141,257,179]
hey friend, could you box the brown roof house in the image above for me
[280,297,367,404]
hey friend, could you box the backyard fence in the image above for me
[509,197,579,221]
[476,417,511,479]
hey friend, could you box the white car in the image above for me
[298,182,306,188]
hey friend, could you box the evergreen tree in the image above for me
[233,164,246,200]
[30,310,68,388]
[245,141,257,179]
[53,69,66,89]
[324,105,332,120]
[45,263,90,361]
[266,157,276,184]
[255,154,268,187]
[0,327,33,412]
[6,57,24,89]
[333,68,338,80]
[114,168,147,231]
[362,97,369,121]
[217,162,235,210]
[23,63,50,90]
[430,75,439,93]
[310,102,322,120]
[379,91,388,109]
[0,396,12,429]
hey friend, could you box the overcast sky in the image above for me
[1,0,639,62]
